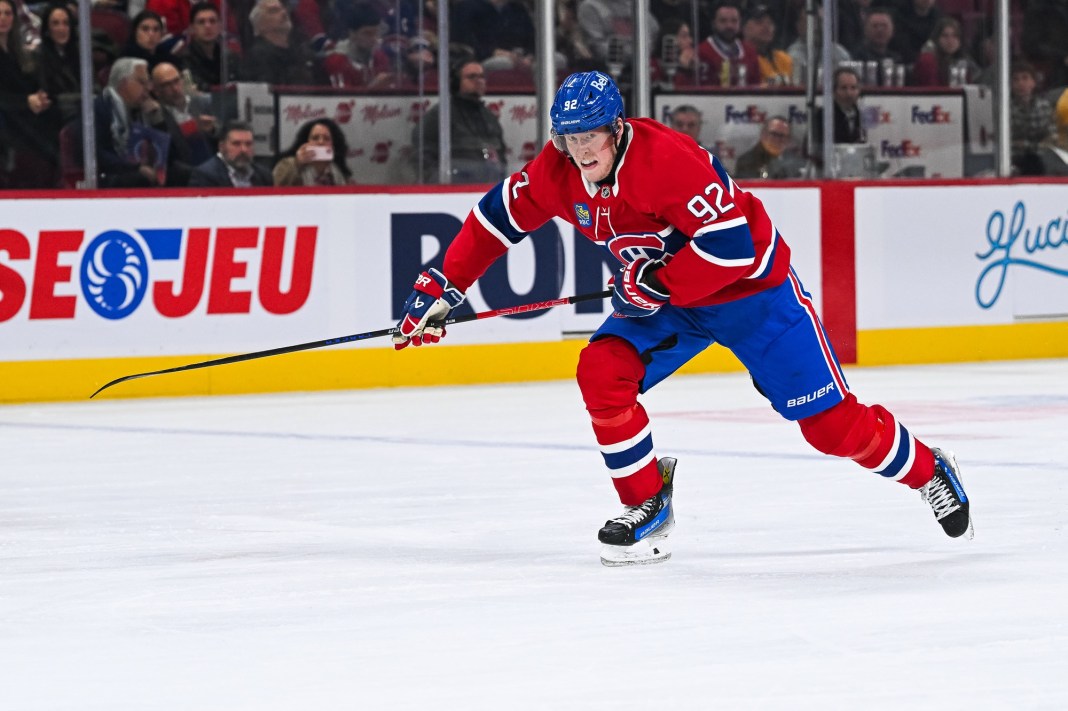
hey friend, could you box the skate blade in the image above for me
[600,538,672,567]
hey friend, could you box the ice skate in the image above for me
[599,457,676,566]
[920,448,973,540]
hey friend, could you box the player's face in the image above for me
[563,126,618,183]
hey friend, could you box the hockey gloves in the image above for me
[612,258,669,318]
[393,268,466,349]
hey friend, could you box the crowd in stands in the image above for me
[2,0,1068,189]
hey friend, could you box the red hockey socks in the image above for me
[577,337,662,505]
[798,393,934,488]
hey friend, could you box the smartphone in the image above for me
[307,145,334,161]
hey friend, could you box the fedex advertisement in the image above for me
[655,92,965,178]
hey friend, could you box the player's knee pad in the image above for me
[576,336,644,417]
[798,393,886,460]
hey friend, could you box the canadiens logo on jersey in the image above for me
[607,233,669,264]
[574,203,592,227]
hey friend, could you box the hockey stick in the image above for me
[89,289,613,399]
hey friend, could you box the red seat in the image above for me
[485,67,535,92]
[58,123,84,189]
[91,8,131,50]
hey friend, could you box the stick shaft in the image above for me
[90,289,612,398]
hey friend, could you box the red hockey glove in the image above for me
[393,268,466,349]
[611,258,669,317]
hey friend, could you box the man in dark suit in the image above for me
[90,57,168,187]
[814,67,866,144]
[188,121,273,187]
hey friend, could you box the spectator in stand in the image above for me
[121,10,183,72]
[1020,0,1068,91]
[151,61,216,182]
[89,57,168,187]
[812,67,866,145]
[1056,87,1068,149]
[9,0,39,49]
[668,104,703,144]
[786,5,851,86]
[0,0,60,188]
[836,0,870,55]
[147,0,197,39]
[556,0,593,71]
[173,2,241,91]
[850,8,904,67]
[412,57,507,183]
[651,0,701,28]
[891,0,941,65]
[273,118,355,185]
[742,4,792,86]
[241,0,318,85]
[389,35,439,89]
[322,3,392,88]
[1009,61,1056,176]
[653,19,704,87]
[734,115,798,179]
[578,0,659,79]
[34,3,80,126]
[772,0,805,50]
[912,17,980,87]
[188,120,273,186]
[698,1,761,87]
[451,0,535,64]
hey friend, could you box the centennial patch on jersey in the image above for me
[574,203,592,227]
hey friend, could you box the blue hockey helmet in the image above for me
[549,71,625,142]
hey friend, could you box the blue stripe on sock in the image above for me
[878,423,912,478]
[601,433,654,472]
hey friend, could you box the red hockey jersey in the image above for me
[442,117,791,308]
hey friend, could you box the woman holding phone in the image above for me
[273,118,355,186]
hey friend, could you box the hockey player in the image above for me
[392,71,973,566]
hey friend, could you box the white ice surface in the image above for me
[2,360,1067,710]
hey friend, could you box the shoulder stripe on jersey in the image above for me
[501,175,524,233]
[745,225,779,280]
[694,215,747,236]
[691,249,756,268]
[709,154,732,189]
[692,218,755,265]
[474,203,517,249]
[476,184,526,247]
